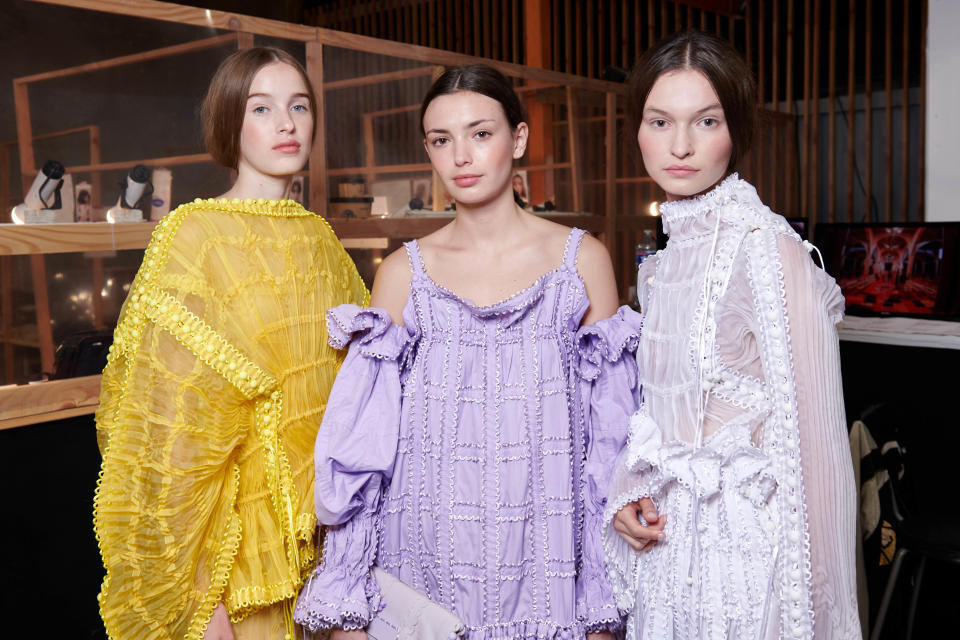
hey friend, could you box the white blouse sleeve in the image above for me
[779,237,862,639]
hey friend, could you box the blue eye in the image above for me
[292,104,309,112]
[253,106,267,114]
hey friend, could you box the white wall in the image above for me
[926,0,960,221]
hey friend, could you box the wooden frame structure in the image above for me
[0,0,650,429]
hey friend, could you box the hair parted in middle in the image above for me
[627,29,757,173]
[419,64,528,136]
[201,46,318,170]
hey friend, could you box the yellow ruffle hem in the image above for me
[94,198,368,639]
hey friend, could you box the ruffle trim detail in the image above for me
[575,306,643,380]
[601,484,651,613]
[293,570,383,632]
[294,510,383,632]
[188,465,243,640]
[326,304,417,364]
[582,604,625,634]
[623,410,778,506]
[458,619,586,639]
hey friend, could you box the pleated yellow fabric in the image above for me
[94,198,368,640]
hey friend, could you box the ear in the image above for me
[422,138,429,155]
[512,122,529,160]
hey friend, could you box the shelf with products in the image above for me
[0,0,640,428]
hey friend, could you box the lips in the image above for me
[665,166,698,178]
[453,174,481,187]
[273,141,301,154]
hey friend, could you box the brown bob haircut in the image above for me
[627,30,756,173]
[201,47,318,170]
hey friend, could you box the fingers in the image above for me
[612,500,667,552]
[637,496,660,523]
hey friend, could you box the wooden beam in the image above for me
[15,33,238,85]
[306,41,326,217]
[315,27,628,94]
[29,0,315,41]
[64,153,211,175]
[323,65,434,91]
[604,92,617,250]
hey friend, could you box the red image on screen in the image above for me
[835,226,944,314]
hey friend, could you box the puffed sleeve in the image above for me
[575,305,643,632]
[294,304,416,632]
[779,239,862,638]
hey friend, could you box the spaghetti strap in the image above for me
[562,228,587,270]
[403,239,426,277]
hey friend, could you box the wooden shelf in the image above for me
[0,374,101,430]
[0,222,156,256]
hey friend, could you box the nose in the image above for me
[277,109,295,134]
[453,140,471,166]
[670,126,693,159]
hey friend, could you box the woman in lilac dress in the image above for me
[295,65,647,639]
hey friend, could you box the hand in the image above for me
[201,603,235,640]
[587,631,616,640]
[612,497,666,552]
[330,630,368,640]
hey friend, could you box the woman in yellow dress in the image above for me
[93,47,368,640]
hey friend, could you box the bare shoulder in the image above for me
[576,232,613,268]
[370,246,413,325]
[575,233,619,324]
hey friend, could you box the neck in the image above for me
[218,167,294,201]
[447,189,526,248]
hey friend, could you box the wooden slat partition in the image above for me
[305,0,927,226]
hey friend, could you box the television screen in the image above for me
[815,222,960,319]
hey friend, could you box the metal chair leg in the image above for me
[904,555,927,640]
[870,547,910,640]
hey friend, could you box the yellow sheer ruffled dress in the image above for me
[94,198,368,640]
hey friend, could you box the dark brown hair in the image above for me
[627,30,756,172]
[419,64,527,136]
[201,47,318,170]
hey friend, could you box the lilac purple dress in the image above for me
[294,228,641,638]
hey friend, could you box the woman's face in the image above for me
[422,90,528,208]
[512,175,525,196]
[237,61,313,183]
[636,68,732,201]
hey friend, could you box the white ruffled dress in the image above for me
[604,175,862,640]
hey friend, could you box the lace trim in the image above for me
[188,465,243,640]
[96,207,189,639]
[747,225,816,638]
[405,228,585,315]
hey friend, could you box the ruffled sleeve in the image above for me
[294,304,415,632]
[574,305,642,632]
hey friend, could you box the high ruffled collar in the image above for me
[658,173,763,239]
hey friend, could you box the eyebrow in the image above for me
[643,103,723,117]
[425,118,496,135]
[246,92,311,100]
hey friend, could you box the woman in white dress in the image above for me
[604,30,861,640]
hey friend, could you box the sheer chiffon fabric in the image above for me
[296,229,641,638]
[94,200,368,639]
[604,176,861,639]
